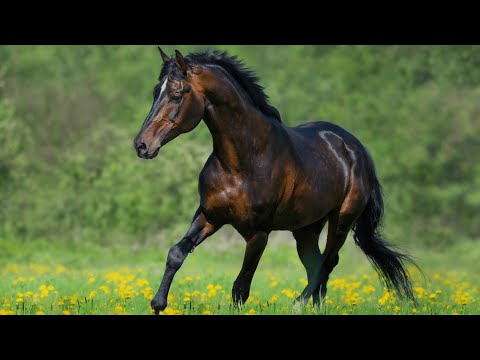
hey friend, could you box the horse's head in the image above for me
[134,48,205,159]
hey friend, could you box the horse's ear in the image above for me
[175,50,189,76]
[158,47,169,64]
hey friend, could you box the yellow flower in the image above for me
[281,289,296,299]
[57,300,65,305]
[16,292,23,298]
[329,278,347,290]
[270,281,278,287]
[15,298,23,303]
[429,293,436,299]
[163,307,181,315]
[99,285,110,294]
[362,285,375,294]
[87,291,96,299]
[393,306,400,313]
[183,297,191,302]
[269,294,279,303]
[47,285,54,291]
[35,311,45,315]
[141,287,153,300]
[88,277,96,284]
[412,308,417,313]
[136,278,149,287]
[299,279,308,287]
[63,310,71,315]
[378,290,393,306]
[0,310,14,315]
[207,284,214,290]
[246,309,256,315]
[202,310,213,315]
[184,276,193,282]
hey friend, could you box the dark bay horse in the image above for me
[134,48,418,314]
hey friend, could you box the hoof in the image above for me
[294,294,309,307]
[151,298,167,315]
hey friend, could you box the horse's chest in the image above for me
[201,183,252,224]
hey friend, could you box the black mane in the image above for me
[159,50,282,122]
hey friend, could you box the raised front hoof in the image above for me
[151,298,167,315]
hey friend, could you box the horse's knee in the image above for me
[166,245,186,270]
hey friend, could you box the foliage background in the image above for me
[0,45,479,268]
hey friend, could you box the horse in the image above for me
[133,47,418,314]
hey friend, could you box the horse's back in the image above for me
[286,120,376,200]
[293,121,364,149]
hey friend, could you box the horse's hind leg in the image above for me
[319,189,369,298]
[293,219,327,307]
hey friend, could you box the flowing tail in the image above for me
[352,178,418,301]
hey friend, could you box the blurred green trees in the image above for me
[0,45,478,249]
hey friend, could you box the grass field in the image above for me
[1,233,478,315]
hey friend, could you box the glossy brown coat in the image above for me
[134,49,417,313]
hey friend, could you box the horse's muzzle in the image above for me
[134,138,160,160]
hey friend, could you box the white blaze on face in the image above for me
[160,79,168,97]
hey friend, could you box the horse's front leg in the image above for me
[151,208,219,314]
[232,231,269,307]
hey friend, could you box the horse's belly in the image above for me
[271,180,344,230]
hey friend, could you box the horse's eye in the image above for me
[171,94,182,103]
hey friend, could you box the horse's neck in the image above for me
[203,103,277,173]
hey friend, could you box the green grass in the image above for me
[1,233,479,315]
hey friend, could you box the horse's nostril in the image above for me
[137,142,147,151]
